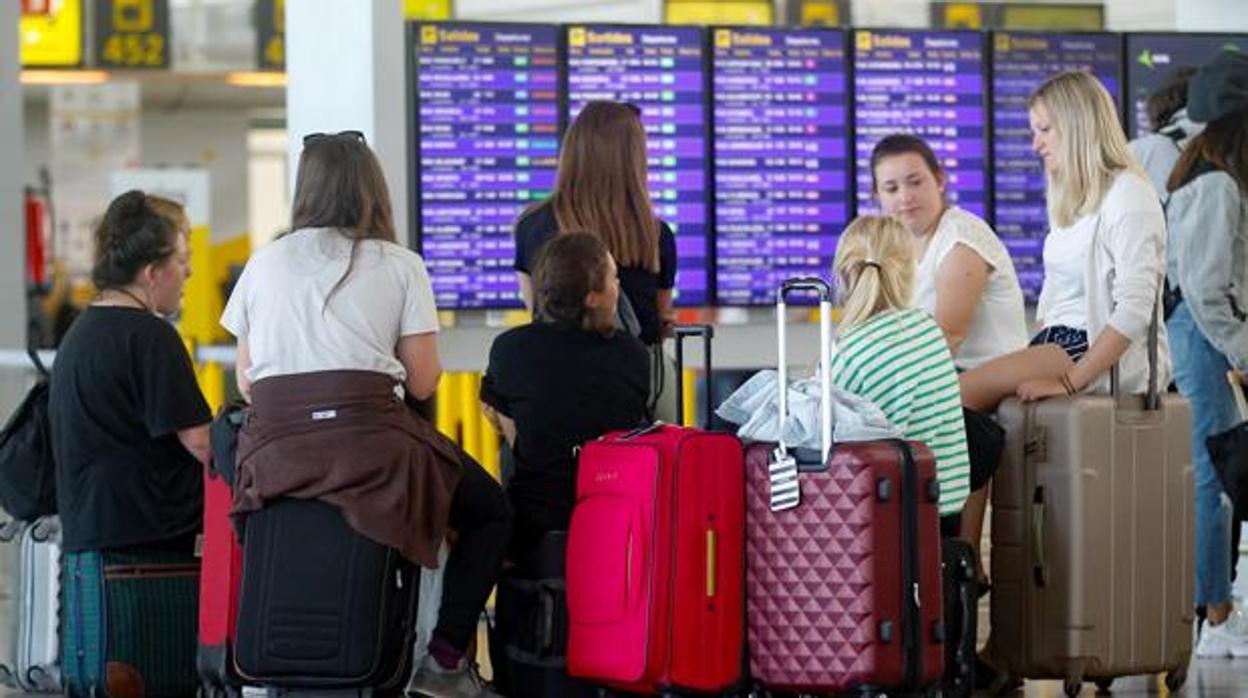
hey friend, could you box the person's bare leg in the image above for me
[959,344,1073,412]
[961,485,990,585]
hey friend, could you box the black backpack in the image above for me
[0,349,56,521]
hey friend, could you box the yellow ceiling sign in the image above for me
[938,3,984,29]
[20,0,83,67]
[404,0,453,20]
[800,2,841,26]
[666,1,774,26]
[1001,5,1103,30]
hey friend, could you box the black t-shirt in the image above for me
[480,322,650,526]
[513,203,678,345]
[49,306,211,552]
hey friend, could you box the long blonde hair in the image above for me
[833,216,915,330]
[1029,71,1141,229]
[550,101,660,272]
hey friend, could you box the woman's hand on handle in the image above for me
[1017,377,1069,402]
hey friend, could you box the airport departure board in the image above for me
[991,32,1121,301]
[1126,33,1248,139]
[853,30,988,219]
[711,27,848,306]
[414,23,560,309]
[567,25,710,306]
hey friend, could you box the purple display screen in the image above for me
[711,28,848,306]
[853,30,987,219]
[1126,34,1248,139]
[566,25,709,306]
[992,33,1121,302]
[415,23,560,309]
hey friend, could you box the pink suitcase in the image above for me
[744,278,945,695]
[566,325,746,694]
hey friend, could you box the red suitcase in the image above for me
[198,406,246,697]
[566,326,745,694]
[744,278,945,695]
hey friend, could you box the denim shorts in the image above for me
[1029,325,1089,361]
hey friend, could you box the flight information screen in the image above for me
[711,27,849,306]
[414,23,560,309]
[991,32,1121,301]
[1125,33,1248,139]
[853,30,987,219]
[566,25,709,306]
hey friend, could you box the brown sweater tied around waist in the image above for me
[232,370,463,568]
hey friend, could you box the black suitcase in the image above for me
[941,537,978,698]
[235,498,418,696]
[490,532,598,698]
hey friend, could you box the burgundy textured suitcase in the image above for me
[744,278,945,695]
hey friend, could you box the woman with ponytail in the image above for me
[829,216,972,521]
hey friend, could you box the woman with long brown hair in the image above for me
[1161,50,1248,657]
[221,132,509,697]
[514,101,677,348]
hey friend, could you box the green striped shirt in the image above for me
[829,308,971,515]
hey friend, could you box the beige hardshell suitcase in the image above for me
[987,373,1195,696]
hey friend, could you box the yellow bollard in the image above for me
[435,382,457,442]
[197,361,226,414]
[458,373,483,462]
[682,368,697,427]
[480,410,501,481]
[179,226,222,346]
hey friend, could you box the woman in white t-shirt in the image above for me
[871,133,1028,585]
[221,132,508,698]
[871,134,1029,370]
[960,71,1170,409]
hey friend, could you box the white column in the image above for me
[285,0,410,246]
[1175,0,1248,31]
[0,0,24,350]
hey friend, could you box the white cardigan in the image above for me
[1036,170,1172,395]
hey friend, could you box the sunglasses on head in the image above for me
[303,130,367,145]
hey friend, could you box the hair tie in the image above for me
[860,260,882,272]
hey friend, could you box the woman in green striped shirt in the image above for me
[830,216,972,519]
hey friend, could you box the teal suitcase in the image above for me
[62,548,200,697]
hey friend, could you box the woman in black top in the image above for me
[485,232,650,559]
[49,191,211,554]
[513,101,677,347]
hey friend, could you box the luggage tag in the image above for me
[768,445,801,511]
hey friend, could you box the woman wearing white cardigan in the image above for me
[960,70,1170,410]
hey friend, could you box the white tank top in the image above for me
[911,206,1030,370]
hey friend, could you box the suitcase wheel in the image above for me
[0,520,20,542]
[0,664,14,689]
[25,666,54,691]
[1165,670,1187,692]
[1094,678,1113,694]
[1063,678,1082,697]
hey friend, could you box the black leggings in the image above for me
[433,449,513,653]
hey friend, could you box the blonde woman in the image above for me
[960,71,1170,410]
[829,216,972,520]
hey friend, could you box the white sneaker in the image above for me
[1195,609,1248,658]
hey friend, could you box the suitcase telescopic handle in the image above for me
[776,277,833,462]
[1228,371,1248,421]
[1109,300,1162,409]
[674,324,714,428]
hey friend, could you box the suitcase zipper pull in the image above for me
[912,581,921,611]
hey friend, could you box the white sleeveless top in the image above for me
[912,206,1029,370]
